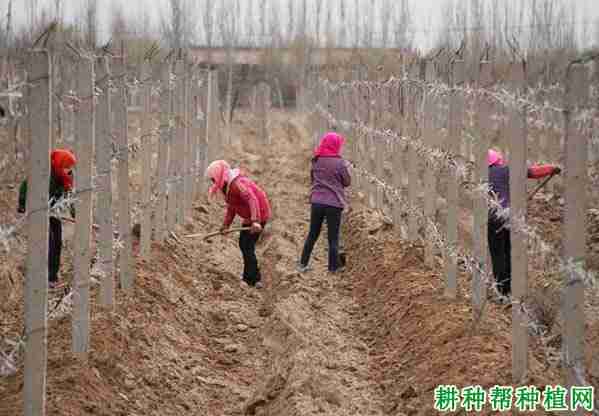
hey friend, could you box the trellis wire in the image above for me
[308,57,597,399]
[0,48,222,416]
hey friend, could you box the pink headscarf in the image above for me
[314,132,345,158]
[205,160,231,196]
[488,149,504,167]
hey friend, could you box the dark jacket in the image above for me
[310,156,351,209]
[18,171,75,218]
[488,164,556,218]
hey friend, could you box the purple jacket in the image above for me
[489,164,557,216]
[310,156,351,209]
[489,165,510,211]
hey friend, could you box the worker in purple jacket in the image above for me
[298,132,351,274]
[487,149,560,298]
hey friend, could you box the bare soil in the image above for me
[1,110,597,415]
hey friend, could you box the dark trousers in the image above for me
[239,222,265,286]
[48,217,62,283]
[488,216,511,296]
[300,203,343,272]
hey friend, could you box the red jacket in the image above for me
[223,175,271,228]
[528,165,555,179]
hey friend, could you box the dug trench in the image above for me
[0,109,592,416]
[1,110,386,416]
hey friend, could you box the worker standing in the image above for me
[487,149,560,300]
[18,149,77,290]
[298,132,351,274]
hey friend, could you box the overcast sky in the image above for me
[5,0,599,50]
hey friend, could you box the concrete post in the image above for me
[472,61,492,316]
[196,72,209,197]
[154,62,171,241]
[166,61,178,233]
[72,56,95,356]
[184,63,194,218]
[509,61,528,384]
[444,61,464,299]
[94,56,115,306]
[562,64,589,399]
[113,55,133,290]
[206,70,220,163]
[423,61,438,266]
[140,61,153,258]
[23,49,52,416]
[174,59,186,225]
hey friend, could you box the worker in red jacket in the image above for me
[205,160,271,289]
[487,149,560,300]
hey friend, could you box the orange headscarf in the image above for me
[51,149,77,191]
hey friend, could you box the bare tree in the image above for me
[501,0,511,49]
[455,0,468,48]
[259,0,267,45]
[201,0,215,47]
[513,1,526,45]
[366,0,376,47]
[245,0,255,46]
[218,0,238,48]
[287,0,295,42]
[83,0,98,48]
[161,0,195,49]
[315,0,323,47]
[218,0,240,134]
[53,0,63,25]
[381,0,393,48]
[3,0,13,48]
[110,2,128,46]
[353,0,360,47]
[489,0,502,50]
[25,0,39,40]
[579,6,590,50]
[526,0,577,51]
[393,0,413,49]
[338,0,347,47]
[269,0,282,46]
[325,1,333,47]
[138,9,152,37]
[469,0,485,72]
[436,0,467,50]
[298,0,307,41]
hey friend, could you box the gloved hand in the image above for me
[553,166,562,175]
[250,222,262,234]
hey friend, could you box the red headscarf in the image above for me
[51,149,77,191]
[314,132,345,158]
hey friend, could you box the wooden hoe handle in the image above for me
[185,226,251,240]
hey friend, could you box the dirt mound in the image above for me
[1,207,270,415]
[2,109,597,416]
[345,208,566,415]
[1,110,388,416]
